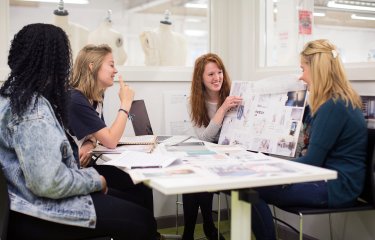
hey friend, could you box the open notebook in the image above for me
[129,100,190,144]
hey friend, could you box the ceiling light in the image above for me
[19,0,89,4]
[327,0,375,12]
[313,12,326,17]
[184,3,208,9]
[351,13,375,21]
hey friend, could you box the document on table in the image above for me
[103,151,181,169]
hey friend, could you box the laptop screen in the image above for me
[129,100,154,135]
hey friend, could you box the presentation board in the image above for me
[219,75,307,157]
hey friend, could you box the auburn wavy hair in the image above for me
[0,23,72,126]
[190,53,231,127]
[301,39,362,115]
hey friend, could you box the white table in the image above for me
[102,145,337,240]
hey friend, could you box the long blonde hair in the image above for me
[190,53,231,127]
[70,44,112,102]
[301,39,362,115]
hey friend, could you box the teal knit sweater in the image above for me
[296,99,367,207]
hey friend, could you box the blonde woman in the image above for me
[252,39,367,240]
[67,45,157,237]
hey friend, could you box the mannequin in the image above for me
[88,10,127,65]
[139,10,187,66]
[53,0,89,60]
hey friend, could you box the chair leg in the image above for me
[176,194,179,235]
[299,213,303,240]
[225,194,230,225]
[328,213,333,240]
[217,193,221,240]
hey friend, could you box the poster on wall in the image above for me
[163,91,195,136]
[218,75,308,157]
[299,10,312,35]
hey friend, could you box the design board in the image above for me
[219,75,307,157]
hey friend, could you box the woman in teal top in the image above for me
[252,39,367,240]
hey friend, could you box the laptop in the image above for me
[129,100,173,143]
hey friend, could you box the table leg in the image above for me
[231,190,251,240]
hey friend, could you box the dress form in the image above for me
[139,10,187,66]
[88,10,127,65]
[53,0,89,60]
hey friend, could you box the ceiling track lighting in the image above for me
[327,0,375,12]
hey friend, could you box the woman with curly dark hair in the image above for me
[0,23,156,240]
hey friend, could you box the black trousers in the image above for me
[182,192,216,239]
[8,165,157,240]
[94,164,154,213]
[8,192,157,240]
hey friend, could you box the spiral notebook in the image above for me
[118,135,157,145]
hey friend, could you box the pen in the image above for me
[131,166,162,169]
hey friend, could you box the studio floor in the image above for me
[158,220,231,240]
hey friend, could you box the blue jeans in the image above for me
[252,181,328,240]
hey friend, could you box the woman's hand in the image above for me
[220,96,243,113]
[79,140,95,167]
[118,75,134,112]
[211,95,243,126]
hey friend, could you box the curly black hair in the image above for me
[0,23,72,127]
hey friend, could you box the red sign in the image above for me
[299,10,312,35]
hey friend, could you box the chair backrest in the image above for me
[359,128,375,206]
[0,166,9,240]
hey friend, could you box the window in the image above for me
[259,0,375,67]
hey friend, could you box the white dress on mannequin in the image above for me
[88,21,127,65]
[53,14,89,61]
[139,23,187,66]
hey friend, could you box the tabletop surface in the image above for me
[102,140,337,195]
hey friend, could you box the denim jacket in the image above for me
[0,96,103,228]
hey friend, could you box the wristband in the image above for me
[119,108,134,120]
[118,108,129,116]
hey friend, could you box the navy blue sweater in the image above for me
[296,99,367,207]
